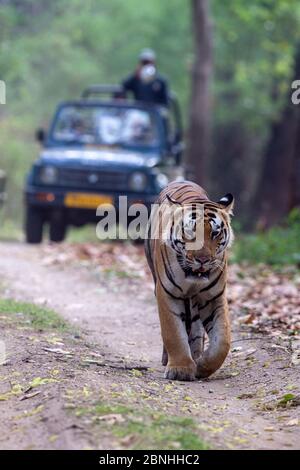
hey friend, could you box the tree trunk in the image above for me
[185,0,213,186]
[253,47,300,229]
[210,122,259,217]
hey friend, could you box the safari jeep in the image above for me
[24,85,185,243]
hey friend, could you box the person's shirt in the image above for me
[122,72,169,106]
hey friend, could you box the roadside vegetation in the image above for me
[75,404,208,450]
[233,210,300,267]
[0,298,69,331]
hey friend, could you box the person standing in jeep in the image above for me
[122,49,169,107]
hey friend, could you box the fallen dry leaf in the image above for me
[97,414,125,425]
[285,418,299,427]
[42,347,72,355]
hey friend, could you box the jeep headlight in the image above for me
[129,172,147,191]
[156,173,169,190]
[39,166,58,184]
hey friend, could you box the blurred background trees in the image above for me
[186,0,212,186]
[0,0,300,230]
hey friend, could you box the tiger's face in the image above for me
[166,194,234,280]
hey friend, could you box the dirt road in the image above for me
[0,242,299,450]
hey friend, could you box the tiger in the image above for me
[145,180,234,381]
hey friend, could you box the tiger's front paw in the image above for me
[164,364,196,382]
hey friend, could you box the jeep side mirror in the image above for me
[35,128,46,143]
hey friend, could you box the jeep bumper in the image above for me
[25,185,158,210]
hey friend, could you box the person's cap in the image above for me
[139,48,156,62]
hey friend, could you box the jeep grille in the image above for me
[59,168,128,191]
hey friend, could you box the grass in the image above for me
[0,298,69,331]
[0,217,23,242]
[76,402,209,450]
[66,225,99,243]
[66,224,135,244]
[102,267,138,279]
[232,209,300,267]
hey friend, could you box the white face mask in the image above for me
[140,64,156,83]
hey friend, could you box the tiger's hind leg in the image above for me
[162,345,168,366]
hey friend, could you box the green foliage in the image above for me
[233,209,300,266]
[0,0,191,223]
[1,0,300,227]
[0,298,69,330]
[212,0,300,131]
[279,393,296,405]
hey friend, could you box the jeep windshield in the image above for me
[50,104,160,149]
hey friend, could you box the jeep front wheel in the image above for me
[49,211,67,243]
[25,205,44,244]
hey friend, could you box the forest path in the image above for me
[0,242,299,450]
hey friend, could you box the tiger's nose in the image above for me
[195,255,210,264]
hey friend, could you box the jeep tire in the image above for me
[25,205,44,244]
[49,211,67,243]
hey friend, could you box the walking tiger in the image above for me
[145,181,234,381]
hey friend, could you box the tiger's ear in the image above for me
[218,193,234,215]
[166,194,182,206]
